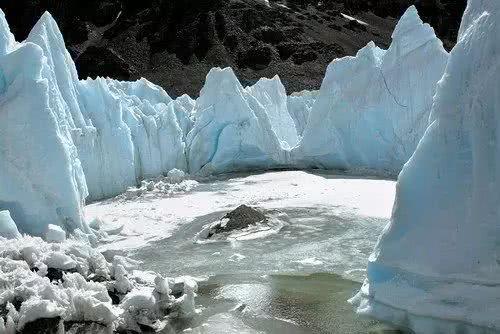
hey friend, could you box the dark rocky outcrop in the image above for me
[207,205,267,238]
[0,0,466,97]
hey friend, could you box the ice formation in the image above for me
[287,90,318,137]
[0,12,88,236]
[0,6,450,236]
[352,1,500,333]
[0,235,199,332]
[246,75,300,149]
[0,211,20,239]
[296,6,449,173]
[186,68,295,174]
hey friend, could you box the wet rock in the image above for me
[47,267,78,282]
[64,321,110,334]
[207,205,267,238]
[108,289,122,305]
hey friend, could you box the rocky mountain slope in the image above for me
[1,0,465,97]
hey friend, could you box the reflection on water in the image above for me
[183,273,404,334]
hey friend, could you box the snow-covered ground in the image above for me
[86,171,395,282]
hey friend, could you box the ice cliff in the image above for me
[0,11,88,236]
[27,12,191,202]
[296,6,449,173]
[352,0,500,333]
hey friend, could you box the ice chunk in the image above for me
[0,210,20,239]
[296,6,449,174]
[167,168,186,184]
[0,10,15,56]
[0,236,197,331]
[352,1,500,332]
[45,224,66,243]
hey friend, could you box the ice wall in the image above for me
[352,1,500,332]
[287,90,318,137]
[186,68,293,174]
[296,6,449,173]
[0,12,88,236]
[25,13,189,201]
[246,75,300,149]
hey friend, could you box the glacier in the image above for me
[0,5,452,235]
[351,0,500,333]
[0,0,499,332]
[296,6,449,173]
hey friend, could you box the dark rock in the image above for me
[345,19,367,32]
[252,26,285,45]
[20,317,62,334]
[207,205,267,238]
[170,281,185,299]
[65,19,89,45]
[108,289,122,305]
[292,50,318,65]
[238,45,276,70]
[277,42,298,61]
[0,0,466,97]
[47,267,77,282]
[76,46,134,81]
[328,23,342,31]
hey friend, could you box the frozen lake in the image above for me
[86,171,399,333]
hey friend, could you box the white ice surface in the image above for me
[186,68,294,174]
[341,13,369,26]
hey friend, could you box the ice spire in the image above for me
[387,5,445,61]
[27,11,87,127]
[0,9,15,56]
